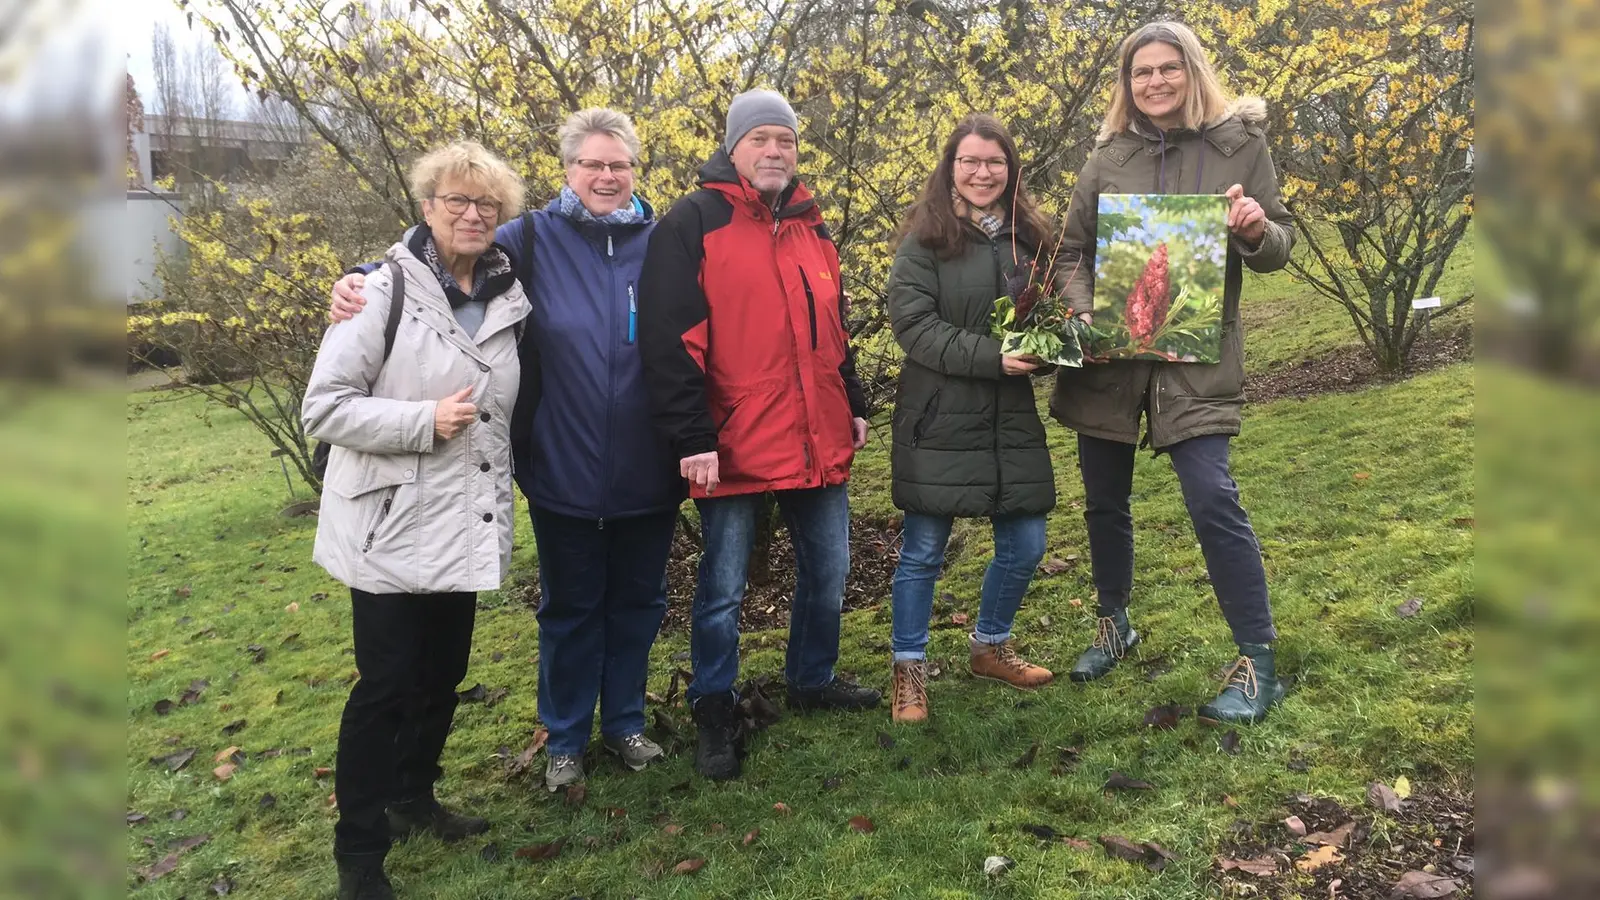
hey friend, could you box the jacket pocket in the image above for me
[361,486,400,553]
[1170,320,1244,400]
[325,450,420,500]
[910,391,941,447]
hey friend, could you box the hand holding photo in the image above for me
[1085,193,1229,363]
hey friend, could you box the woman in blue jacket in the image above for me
[331,109,682,795]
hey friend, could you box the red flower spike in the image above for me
[1124,243,1170,347]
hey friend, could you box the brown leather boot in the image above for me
[970,637,1053,689]
[890,659,929,724]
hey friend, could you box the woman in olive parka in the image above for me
[1052,21,1296,726]
[883,114,1059,723]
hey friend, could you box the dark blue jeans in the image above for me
[688,485,850,702]
[890,512,1048,660]
[1078,433,1277,644]
[531,506,676,756]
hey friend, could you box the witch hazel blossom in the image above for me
[1125,242,1171,347]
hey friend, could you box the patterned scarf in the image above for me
[420,236,512,308]
[553,184,646,227]
[952,185,1004,238]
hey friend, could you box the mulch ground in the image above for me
[1245,325,1472,403]
[1215,787,1474,898]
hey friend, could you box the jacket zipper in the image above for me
[603,229,618,520]
[769,208,816,482]
[798,266,818,350]
[361,490,396,552]
[990,240,1004,514]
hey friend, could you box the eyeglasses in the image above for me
[432,193,502,218]
[954,156,1009,175]
[573,159,636,176]
[1131,61,1186,85]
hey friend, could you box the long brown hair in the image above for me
[898,114,1053,261]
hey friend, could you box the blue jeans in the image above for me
[531,506,676,756]
[688,485,850,701]
[890,512,1048,661]
[1078,433,1277,644]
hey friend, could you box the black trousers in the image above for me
[333,588,476,857]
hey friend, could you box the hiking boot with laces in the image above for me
[335,852,396,900]
[786,676,882,712]
[602,732,665,771]
[386,795,489,842]
[1198,643,1287,726]
[969,636,1053,689]
[890,659,929,724]
[544,753,585,793]
[1068,609,1140,682]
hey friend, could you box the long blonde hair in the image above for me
[1098,21,1233,141]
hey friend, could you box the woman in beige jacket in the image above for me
[301,142,530,900]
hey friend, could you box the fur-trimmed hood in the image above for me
[1101,94,1270,144]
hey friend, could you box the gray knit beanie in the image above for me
[723,89,799,153]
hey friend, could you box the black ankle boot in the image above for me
[386,796,489,842]
[1198,643,1287,725]
[336,853,395,900]
[691,692,744,781]
[1068,609,1139,682]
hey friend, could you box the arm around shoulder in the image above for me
[302,268,437,455]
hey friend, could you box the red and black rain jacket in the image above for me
[638,150,868,499]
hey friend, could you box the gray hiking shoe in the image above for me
[544,754,584,793]
[602,733,665,771]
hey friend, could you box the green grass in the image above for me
[126,266,1473,898]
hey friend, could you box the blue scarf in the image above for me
[552,184,647,226]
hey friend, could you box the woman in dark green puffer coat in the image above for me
[883,114,1059,723]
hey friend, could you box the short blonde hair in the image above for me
[408,141,526,218]
[557,108,641,165]
[1099,21,1233,141]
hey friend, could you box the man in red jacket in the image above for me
[639,89,879,780]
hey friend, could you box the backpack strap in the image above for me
[381,259,405,362]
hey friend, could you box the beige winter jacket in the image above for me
[303,237,531,594]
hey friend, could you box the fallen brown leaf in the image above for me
[284,602,300,613]
[1143,702,1189,730]
[1098,835,1147,862]
[1102,771,1155,791]
[1062,837,1094,851]
[1367,781,1403,814]
[949,612,969,626]
[563,784,588,808]
[153,699,175,716]
[772,802,791,815]
[1039,557,1073,575]
[1391,870,1461,898]
[1297,845,1344,872]
[513,839,566,862]
[742,828,759,846]
[507,728,549,778]
[314,766,333,778]
[215,746,241,763]
[213,763,236,781]
[847,815,876,833]
[142,853,181,881]
[1353,472,1371,481]
[1222,794,1239,808]
[151,748,196,772]
[151,649,172,661]
[1012,742,1039,768]
[1218,855,1280,877]
[1304,821,1357,848]
[1285,815,1308,836]
[672,857,706,875]
[662,824,684,835]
